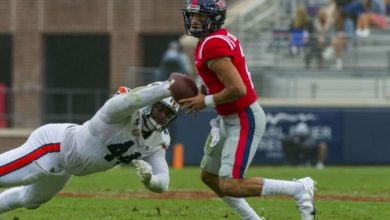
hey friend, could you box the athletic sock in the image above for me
[222,196,263,220]
[260,178,304,197]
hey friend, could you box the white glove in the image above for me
[132,159,153,185]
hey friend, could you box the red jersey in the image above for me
[194,29,258,116]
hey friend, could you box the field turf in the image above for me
[1,166,390,219]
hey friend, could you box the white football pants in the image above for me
[0,124,72,213]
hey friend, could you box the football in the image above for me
[169,72,198,102]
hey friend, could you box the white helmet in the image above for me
[141,96,179,132]
[114,84,179,132]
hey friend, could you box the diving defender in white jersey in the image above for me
[0,80,178,213]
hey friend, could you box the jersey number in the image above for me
[104,140,141,164]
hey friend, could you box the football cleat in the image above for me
[294,177,316,220]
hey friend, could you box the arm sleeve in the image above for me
[95,81,171,124]
[143,149,170,193]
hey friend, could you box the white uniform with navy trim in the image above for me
[62,110,170,176]
[0,82,171,213]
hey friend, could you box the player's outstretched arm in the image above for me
[132,150,169,193]
[98,80,173,124]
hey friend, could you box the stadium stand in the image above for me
[225,0,390,100]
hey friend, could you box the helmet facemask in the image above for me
[141,97,179,132]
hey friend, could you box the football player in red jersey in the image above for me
[180,1,316,219]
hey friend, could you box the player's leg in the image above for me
[217,103,316,220]
[0,124,67,213]
[0,139,57,188]
[201,119,262,220]
[201,172,263,220]
[0,174,71,213]
[218,103,303,196]
[200,128,224,194]
[0,124,64,187]
[0,155,50,213]
[316,142,327,169]
[0,148,50,187]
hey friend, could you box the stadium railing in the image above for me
[0,87,107,128]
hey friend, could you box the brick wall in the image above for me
[0,0,185,128]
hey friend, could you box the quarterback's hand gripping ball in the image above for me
[132,159,153,185]
[169,72,198,102]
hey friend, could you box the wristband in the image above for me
[204,95,215,107]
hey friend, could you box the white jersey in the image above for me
[61,111,170,176]
[0,82,173,213]
[60,84,172,176]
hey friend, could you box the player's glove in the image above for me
[132,159,153,185]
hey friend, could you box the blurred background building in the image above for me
[1,0,390,165]
[0,0,190,128]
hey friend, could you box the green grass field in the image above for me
[2,166,390,220]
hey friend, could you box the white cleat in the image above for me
[294,177,316,220]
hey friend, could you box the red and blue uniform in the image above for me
[195,29,266,179]
[195,28,258,115]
